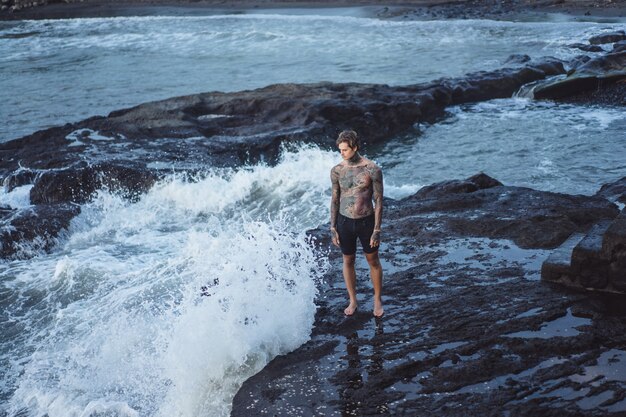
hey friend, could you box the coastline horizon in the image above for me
[1,0,626,21]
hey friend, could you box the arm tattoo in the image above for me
[370,164,383,233]
[330,166,340,229]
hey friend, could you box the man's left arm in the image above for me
[370,165,383,247]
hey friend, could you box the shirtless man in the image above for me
[330,130,384,318]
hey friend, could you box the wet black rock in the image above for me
[533,50,626,102]
[393,174,618,249]
[567,54,592,72]
[543,208,626,294]
[504,54,531,65]
[410,172,503,199]
[614,40,626,53]
[596,176,626,204]
[0,203,80,259]
[232,174,626,417]
[542,169,626,293]
[569,42,604,53]
[30,162,159,204]
[2,168,37,192]
[0,163,158,259]
[589,30,626,45]
[0,59,568,260]
[603,210,626,290]
[570,220,613,289]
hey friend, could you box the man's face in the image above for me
[338,142,357,160]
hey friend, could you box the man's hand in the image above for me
[331,227,340,247]
[370,230,380,248]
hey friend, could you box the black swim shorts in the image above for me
[337,213,377,255]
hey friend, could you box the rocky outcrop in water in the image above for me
[533,33,626,105]
[596,176,626,205]
[0,202,80,258]
[29,162,158,205]
[231,173,626,417]
[0,58,565,259]
[0,57,565,175]
[589,30,626,45]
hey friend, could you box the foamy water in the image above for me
[379,98,626,196]
[0,146,336,417]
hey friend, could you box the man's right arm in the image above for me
[330,166,341,246]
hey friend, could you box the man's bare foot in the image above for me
[373,300,384,318]
[344,303,358,316]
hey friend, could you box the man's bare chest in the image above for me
[339,166,372,191]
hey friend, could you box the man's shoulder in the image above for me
[331,163,344,176]
[364,159,382,172]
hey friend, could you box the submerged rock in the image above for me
[569,42,604,53]
[2,168,37,192]
[613,40,626,53]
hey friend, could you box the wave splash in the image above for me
[2,145,334,417]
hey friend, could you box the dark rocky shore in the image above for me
[1,0,626,21]
[232,173,626,417]
[1,27,626,415]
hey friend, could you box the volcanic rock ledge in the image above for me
[231,174,626,417]
[533,32,626,105]
[542,177,626,294]
[1,57,565,259]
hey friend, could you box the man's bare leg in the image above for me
[342,254,358,315]
[365,251,384,317]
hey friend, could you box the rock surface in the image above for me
[231,174,626,416]
[533,37,626,104]
[0,202,80,259]
[542,208,626,294]
[589,30,626,46]
[596,176,626,205]
[29,162,159,205]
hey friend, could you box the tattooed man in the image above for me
[330,130,384,317]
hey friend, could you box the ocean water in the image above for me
[1,13,624,141]
[1,10,625,417]
[1,146,333,417]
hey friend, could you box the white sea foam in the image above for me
[66,128,117,142]
[385,183,423,200]
[2,146,335,417]
[0,184,33,209]
[578,108,625,130]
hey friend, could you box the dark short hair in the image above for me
[336,130,359,149]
